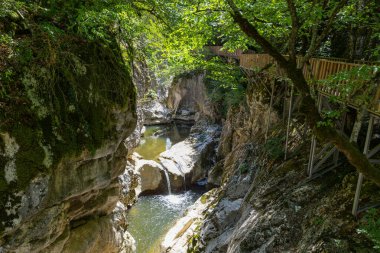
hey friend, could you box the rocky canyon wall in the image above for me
[162,79,376,252]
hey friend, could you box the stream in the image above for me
[127,124,204,253]
[134,124,191,161]
[127,191,202,253]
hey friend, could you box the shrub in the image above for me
[264,136,284,160]
[145,89,158,100]
[239,162,249,174]
[358,208,380,250]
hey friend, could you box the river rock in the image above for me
[135,159,167,194]
[158,125,220,191]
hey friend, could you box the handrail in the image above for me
[206,46,380,115]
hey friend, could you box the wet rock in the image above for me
[158,125,221,191]
[135,159,166,194]
[161,190,217,253]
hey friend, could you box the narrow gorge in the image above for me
[1,1,380,253]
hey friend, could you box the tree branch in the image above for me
[192,8,226,14]
[301,0,348,65]
[286,0,299,65]
[130,2,173,31]
[224,0,289,68]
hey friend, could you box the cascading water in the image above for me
[164,170,172,195]
[164,137,173,195]
[166,137,172,150]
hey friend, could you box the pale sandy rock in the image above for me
[141,101,171,125]
[161,190,217,253]
[135,159,165,194]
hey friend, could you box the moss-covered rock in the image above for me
[0,1,137,251]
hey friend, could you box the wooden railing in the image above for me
[207,47,380,115]
[238,54,365,79]
[207,46,243,59]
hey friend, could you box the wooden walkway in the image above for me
[208,46,380,116]
[208,46,380,216]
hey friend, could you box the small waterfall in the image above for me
[183,174,186,191]
[164,170,172,195]
[166,137,172,150]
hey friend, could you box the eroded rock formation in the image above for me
[167,72,216,122]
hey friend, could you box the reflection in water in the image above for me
[134,124,191,160]
[127,192,202,253]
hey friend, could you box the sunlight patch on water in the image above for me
[134,124,190,160]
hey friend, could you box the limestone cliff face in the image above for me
[0,34,137,252]
[134,61,171,125]
[167,72,216,122]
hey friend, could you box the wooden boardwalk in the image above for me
[208,46,380,116]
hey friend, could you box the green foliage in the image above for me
[187,231,204,253]
[313,216,325,226]
[264,136,284,160]
[145,89,158,100]
[317,108,346,128]
[76,8,119,43]
[358,208,380,251]
[200,194,208,204]
[205,59,247,114]
[238,162,249,174]
[0,0,25,19]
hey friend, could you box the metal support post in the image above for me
[352,115,374,215]
[284,84,294,160]
[308,93,323,176]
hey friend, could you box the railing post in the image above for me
[284,84,294,160]
[352,114,374,216]
[265,81,275,141]
[308,93,323,176]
